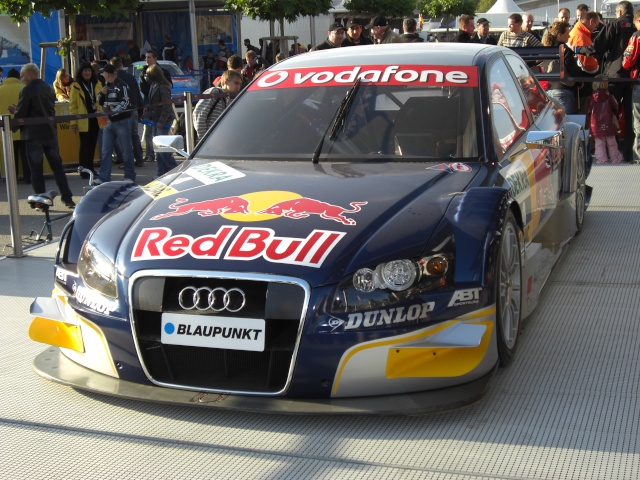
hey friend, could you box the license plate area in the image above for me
[161,313,265,352]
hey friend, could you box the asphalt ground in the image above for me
[0,157,168,257]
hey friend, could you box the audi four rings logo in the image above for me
[178,286,246,312]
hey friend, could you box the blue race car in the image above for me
[30,44,591,414]
[128,59,200,102]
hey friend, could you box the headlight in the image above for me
[77,242,117,298]
[354,259,417,292]
[333,254,451,313]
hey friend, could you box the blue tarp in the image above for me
[29,12,62,85]
[0,12,60,84]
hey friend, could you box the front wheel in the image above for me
[496,210,522,367]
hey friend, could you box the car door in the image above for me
[487,55,557,245]
[504,54,562,233]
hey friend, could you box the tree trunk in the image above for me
[67,13,78,76]
[279,18,286,60]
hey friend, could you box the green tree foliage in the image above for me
[343,0,418,18]
[477,0,494,14]
[225,0,333,22]
[0,0,141,23]
[418,0,479,20]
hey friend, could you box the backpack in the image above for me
[192,87,226,140]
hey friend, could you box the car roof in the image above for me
[130,60,180,68]
[277,43,502,69]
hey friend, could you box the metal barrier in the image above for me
[0,91,207,257]
[1,114,23,257]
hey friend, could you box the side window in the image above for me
[489,58,529,157]
[506,54,549,119]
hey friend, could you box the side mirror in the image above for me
[153,135,188,158]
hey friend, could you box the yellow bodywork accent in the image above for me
[332,306,497,394]
[36,287,119,377]
[29,317,84,352]
[332,320,457,395]
[386,320,493,378]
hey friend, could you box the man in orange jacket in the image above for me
[570,11,600,75]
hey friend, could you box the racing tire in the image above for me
[574,143,587,233]
[496,210,522,367]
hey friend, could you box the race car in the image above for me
[30,43,591,414]
[128,60,200,102]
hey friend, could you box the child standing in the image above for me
[585,76,623,165]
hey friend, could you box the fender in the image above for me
[443,187,520,285]
[565,115,593,176]
[63,182,148,264]
[562,121,587,196]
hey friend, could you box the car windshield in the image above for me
[159,63,185,76]
[196,64,480,161]
[132,62,185,77]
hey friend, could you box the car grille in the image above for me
[130,274,307,394]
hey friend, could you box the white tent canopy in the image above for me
[486,0,523,14]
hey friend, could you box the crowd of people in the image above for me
[5,3,640,209]
[439,2,640,165]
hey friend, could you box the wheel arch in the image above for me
[444,187,520,287]
[61,182,147,265]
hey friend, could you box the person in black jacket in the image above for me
[471,18,498,45]
[8,63,75,207]
[97,64,135,183]
[139,49,172,100]
[139,49,172,162]
[311,22,348,50]
[453,15,475,43]
[343,19,374,46]
[401,18,424,42]
[577,1,636,161]
[112,56,144,166]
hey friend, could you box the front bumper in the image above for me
[33,346,497,415]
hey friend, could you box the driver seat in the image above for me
[393,96,459,157]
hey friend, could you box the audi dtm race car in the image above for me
[30,44,591,414]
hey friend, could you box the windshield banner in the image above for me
[250,65,478,90]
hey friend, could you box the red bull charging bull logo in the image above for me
[151,196,250,220]
[150,191,367,226]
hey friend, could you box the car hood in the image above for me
[172,76,194,84]
[111,160,481,286]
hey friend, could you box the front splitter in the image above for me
[34,347,497,415]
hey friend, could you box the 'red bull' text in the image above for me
[131,226,346,267]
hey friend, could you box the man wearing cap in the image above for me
[97,63,135,183]
[471,18,498,44]
[453,15,475,43]
[366,16,404,44]
[343,19,374,46]
[311,22,348,50]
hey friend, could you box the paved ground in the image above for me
[0,164,638,479]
